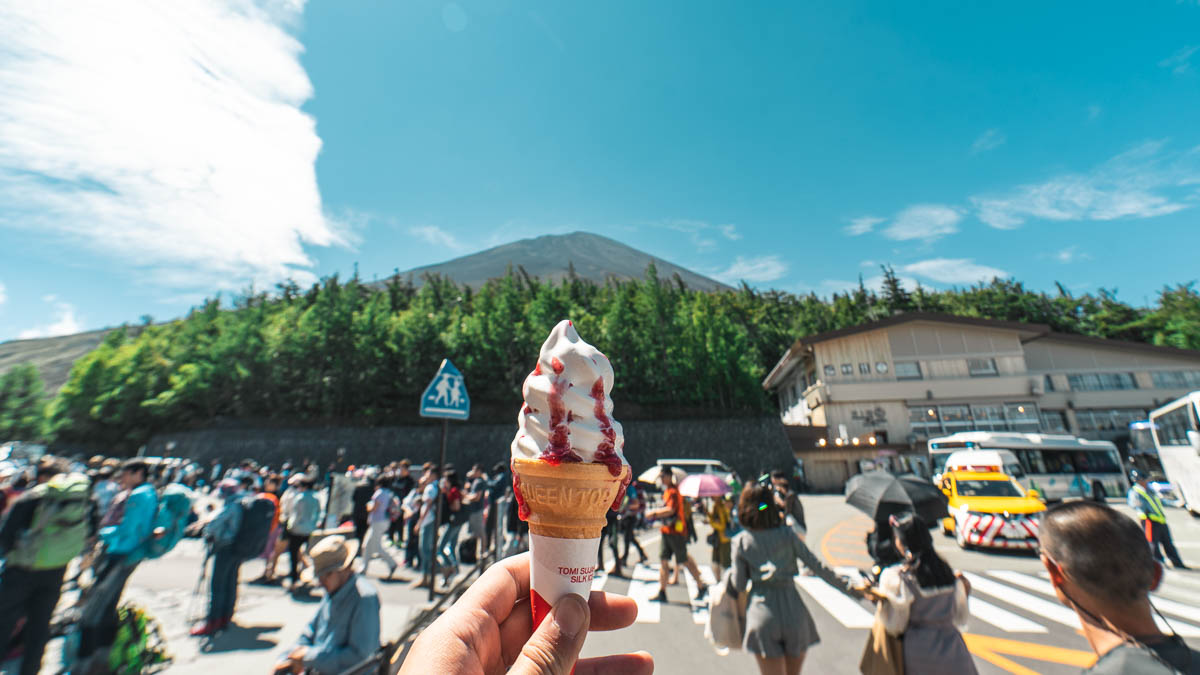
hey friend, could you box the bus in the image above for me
[927,431,1128,502]
[1149,391,1200,516]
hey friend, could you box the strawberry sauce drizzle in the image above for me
[511,460,531,521]
[589,378,623,477]
[539,370,582,465]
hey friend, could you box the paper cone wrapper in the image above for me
[512,458,630,627]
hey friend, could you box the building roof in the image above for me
[762,312,1200,390]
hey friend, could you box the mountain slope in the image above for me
[0,329,112,394]
[391,231,732,292]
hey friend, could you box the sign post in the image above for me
[419,359,470,599]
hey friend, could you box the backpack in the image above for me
[141,484,195,560]
[7,472,90,570]
[231,494,276,560]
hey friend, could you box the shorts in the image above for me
[660,533,688,564]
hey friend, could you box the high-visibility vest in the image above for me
[1132,485,1167,524]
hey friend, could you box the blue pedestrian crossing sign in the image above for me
[419,359,470,420]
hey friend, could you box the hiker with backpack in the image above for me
[193,478,276,635]
[0,457,90,675]
[77,458,158,667]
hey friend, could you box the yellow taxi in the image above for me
[939,470,1046,550]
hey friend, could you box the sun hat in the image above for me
[302,535,359,582]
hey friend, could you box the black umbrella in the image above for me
[845,472,948,527]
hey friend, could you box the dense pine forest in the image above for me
[2,265,1199,452]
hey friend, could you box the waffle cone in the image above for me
[512,457,630,539]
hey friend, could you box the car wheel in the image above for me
[1092,481,1106,502]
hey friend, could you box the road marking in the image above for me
[795,576,874,628]
[627,564,661,624]
[968,597,1047,633]
[987,570,1200,637]
[963,633,1095,675]
[962,572,1082,629]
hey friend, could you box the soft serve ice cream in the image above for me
[511,319,628,475]
[510,319,633,631]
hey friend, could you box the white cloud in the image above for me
[1159,45,1198,75]
[1054,246,1091,264]
[882,204,962,241]
[18,297,82,339]
[0,281,6,306]
[410,225,466,251]
[0,1,344,294]
[970,141,1196,229]
[650,219,740,250]
[901,258,1008,284]
[799,274,922,297]
[971,129,1006,154]
[844,216,884,236]
[714,255,788,284]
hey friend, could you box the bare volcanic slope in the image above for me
[0,328,113,394]
[389,231,732,292]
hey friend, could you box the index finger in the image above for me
[454,552,531,620]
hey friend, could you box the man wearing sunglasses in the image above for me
[1039,501,1198,674]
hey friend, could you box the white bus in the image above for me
[927,431,1128,502]
[1149,391,1200,516]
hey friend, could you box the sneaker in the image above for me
[1176,563,1192,570]
[652,590,668,603]
[189,621,220,637]
[694,584,709,602]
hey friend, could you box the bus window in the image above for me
[931,453,949,474]
[1003,462,1025,479]
[1041,450,1076,474]
[1014,449,1045,474]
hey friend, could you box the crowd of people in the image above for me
[3,451,1199,675]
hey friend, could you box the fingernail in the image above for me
[552,594,588,638]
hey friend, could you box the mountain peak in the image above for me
[393,231,731,291]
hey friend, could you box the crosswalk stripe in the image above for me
[988,570,1200,638]
[795,576,875,628]
[628,564,661,624]
[681,567,719,625]
[962,572,1082,629]
[968,597,1047,633]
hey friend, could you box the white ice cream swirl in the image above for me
[511,320,628,472]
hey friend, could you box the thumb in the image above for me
[509,594,591,675]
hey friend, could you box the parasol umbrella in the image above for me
[637,466,688,485]
[678,473,732,498]
[845,472,948,527]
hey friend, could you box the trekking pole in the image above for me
[186,546,213,628]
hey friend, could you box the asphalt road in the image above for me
[582,496,1200,675]
[17,495,1200,675]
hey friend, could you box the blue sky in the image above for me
[1,1,1198,341]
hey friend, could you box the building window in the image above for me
[1040,410,1068,432]
[841,363,853,375]
[823,365,835,377]
[1005,403,1040,432]
[1075,408,1148,432]
[859,363,871,375]
[875,361,889,374]
[895,361,922,380]
[1152,371,1200,389]
[909,406,940,437]
[967,358,998,377]
[1067,372,1137,391]
[971,404,1005,431]
[940,405,971,432]
[1044,375,1055,392]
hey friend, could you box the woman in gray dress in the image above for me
[868,512,978,675]
[730,483,858,675]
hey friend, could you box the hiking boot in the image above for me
[189,621,221,637]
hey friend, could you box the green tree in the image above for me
[0,364,48,441]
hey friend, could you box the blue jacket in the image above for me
[99,482,157,563]
[287,574,380,674]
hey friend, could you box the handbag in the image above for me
[703,568,744,653]
[859,604,904,675]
